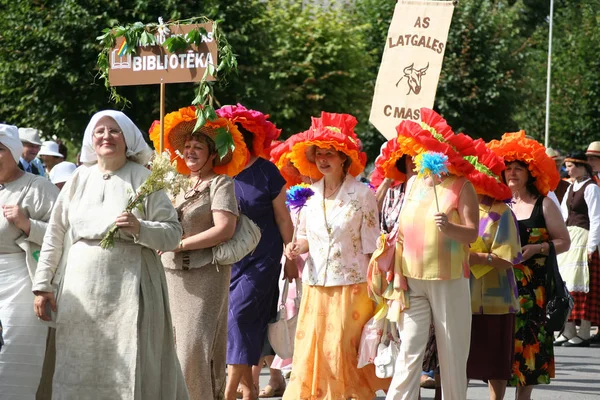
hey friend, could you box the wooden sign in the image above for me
[108,23,217,86]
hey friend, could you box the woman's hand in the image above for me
[2,205,31,234]
[34,291,57,321]
[285,241,300,260]
[434,212,450,232]
[115,212,141,235]
[283,258,299,282]
[521,244,539,261]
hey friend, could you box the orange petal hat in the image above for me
[487,130,560,196]
[462,138,513,201]
[216,103,281,159]
[289,112,367,180]
[374,138,407,183]
[149,106,249,177]
[395,108,475,177]
[268,135,304,188]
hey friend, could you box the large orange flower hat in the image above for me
[149,106,249,177]
[268,135,305,188]
[487,130,559,196]
[216,103,281,159]
[374,138,407,183]
[289,112,367,180]
[395,108,475,177]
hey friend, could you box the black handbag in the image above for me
[545,241,574,332]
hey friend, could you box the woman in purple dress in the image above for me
[217,105,297,400]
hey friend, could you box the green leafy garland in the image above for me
[96,17,237,129]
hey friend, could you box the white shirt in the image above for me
[560,178,600,253]
[298,175,380,286]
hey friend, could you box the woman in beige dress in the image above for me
[32,110,188,400]
[150,107,249,400]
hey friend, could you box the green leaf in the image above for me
[140,31,156,47]
[213,127,235,161]
[185,29,201,45]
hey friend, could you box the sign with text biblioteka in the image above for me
[108,23,217,86]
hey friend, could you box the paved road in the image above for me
[258,341,600,399]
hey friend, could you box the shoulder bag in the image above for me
[210,179,262,266]
[545,241,574,332]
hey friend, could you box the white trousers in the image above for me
[386,277,472,400]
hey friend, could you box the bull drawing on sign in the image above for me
[396,63,429,95]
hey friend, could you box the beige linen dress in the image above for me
[33,161,188,400]
[161,175,238,400]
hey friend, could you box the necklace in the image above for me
[102,172,114,180]
[324,179,343,199]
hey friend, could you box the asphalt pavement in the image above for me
[258,339,600,399]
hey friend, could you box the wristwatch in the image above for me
[487,253,493,263]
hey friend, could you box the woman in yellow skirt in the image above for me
[284,112,390,399]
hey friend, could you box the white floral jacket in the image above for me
[298,175,379,286]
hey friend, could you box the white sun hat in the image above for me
[49,161,77,184]
[39,141,64,158]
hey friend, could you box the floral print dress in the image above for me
[509,196,555,386]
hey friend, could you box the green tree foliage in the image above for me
[514,1,600,151]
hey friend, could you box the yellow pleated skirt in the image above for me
[283,283,390,400]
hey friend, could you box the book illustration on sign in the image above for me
[396,62,429,95]
[111,50,132,70]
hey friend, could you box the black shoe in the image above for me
[562,335,591,347]
[590,333,600,344]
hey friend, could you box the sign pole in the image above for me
[159,80,165,153]
[544,0,554,148]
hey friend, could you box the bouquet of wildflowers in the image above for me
[100,151,190,249]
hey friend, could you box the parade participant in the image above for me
[386,108,479,400]
[18,127,45,176]
[217,104,296,400]
[586,141,600,184]
[546,147,570,204]
[284,112,389,400]
[464,138,522,400]
[149,106,247,400]
[488,130,570,400]
[32,110,188,399]
[0,124,59,397]
[555,152,600,347]
[48,161,77,190]
[39,141,65,175]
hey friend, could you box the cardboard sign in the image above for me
[108,23,217,86]
[369,1,455,139]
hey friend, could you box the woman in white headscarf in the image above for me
[0,124,59,398]
[31,111,189,399]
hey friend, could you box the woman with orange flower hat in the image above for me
[386,109,479,400]
[283,112,389,400]
[487,131,570,400]
[463,137,523,400]
[148,106,249,400]
[216,104,297,400]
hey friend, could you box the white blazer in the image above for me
[298,175,379,286]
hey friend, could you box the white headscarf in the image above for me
[0,124,24,164]
[80,110,153,166]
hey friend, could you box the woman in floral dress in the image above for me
[488,131,570,400]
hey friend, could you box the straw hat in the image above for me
[149,106,249,177]
[546,147,564,162]
[586,141,600,158]
[39,141,64,158]
[18,128,42,146]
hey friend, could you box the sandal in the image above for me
[258,384,285,398]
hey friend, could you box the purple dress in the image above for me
[227,158,286,365]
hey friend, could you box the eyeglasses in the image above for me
[92,128,122,138]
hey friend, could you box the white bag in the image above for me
[268,278,300,359]
[357,315,384,368]
[373,320,400,379]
